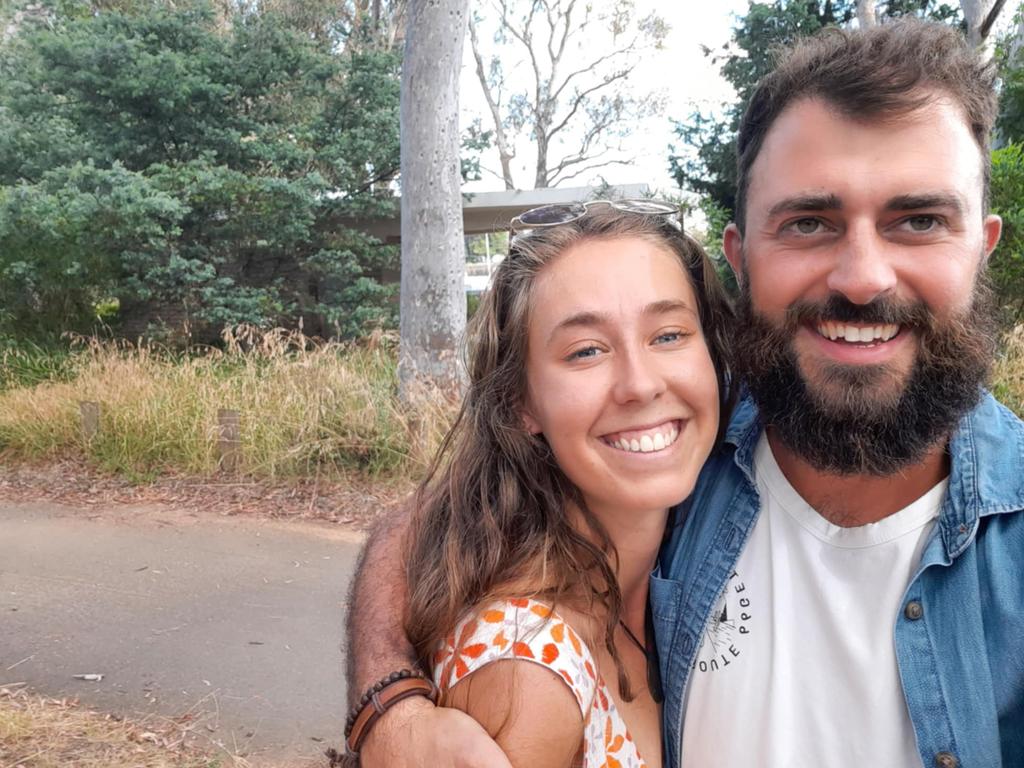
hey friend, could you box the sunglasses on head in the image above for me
[509,198,680,233]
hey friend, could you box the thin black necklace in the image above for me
[617,604,664,703]
[618,619,650,658]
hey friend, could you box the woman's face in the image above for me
[522,236,720,523]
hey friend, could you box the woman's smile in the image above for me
[599,419,682,454]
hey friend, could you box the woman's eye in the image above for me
[567,346,601,361]
[654,331,686,345]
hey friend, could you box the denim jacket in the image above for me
[652,392,1024,768]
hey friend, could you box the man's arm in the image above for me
[344,506,514,768]
[346,507,418,701]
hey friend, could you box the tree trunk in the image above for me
[534,130,550,188]
[856,0,877,27]
[961,0,1007,58]
[398,0,469,398]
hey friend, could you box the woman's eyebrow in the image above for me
[643,299,695,317]
[546,300,695,344]
[546,311,607,344]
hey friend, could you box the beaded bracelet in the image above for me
[344,669,439,756]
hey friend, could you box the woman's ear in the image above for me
[521,402,542,435]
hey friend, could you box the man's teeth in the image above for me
[816,322,900,343]
[604,424,679,453]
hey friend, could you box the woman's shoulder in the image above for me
[432,597,600,768]
[433,597,600,714]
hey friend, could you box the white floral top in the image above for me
[432,597,647,768]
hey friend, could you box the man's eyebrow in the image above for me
[884,193,965,214]
[546,300,695,344]
[767,193,842,219]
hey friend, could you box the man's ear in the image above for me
[982,213,1002,264]
[723,222,744,287]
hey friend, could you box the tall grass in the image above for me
[0,328,457,480]
[2,326,1023,484]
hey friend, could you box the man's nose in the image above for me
[826,225,898,305]
[612,347,666,404]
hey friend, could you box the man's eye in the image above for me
[905,215,937,232]
[784,218,825,235]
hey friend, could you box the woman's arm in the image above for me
[445,660,586,768]
[346,508,514,768]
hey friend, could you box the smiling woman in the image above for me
[400,207,734,768]
[522,237,720,533]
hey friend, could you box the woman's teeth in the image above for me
[602,423,679,453]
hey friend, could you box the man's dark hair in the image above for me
[734,18,998,232]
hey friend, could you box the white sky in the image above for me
[459,0,752,196]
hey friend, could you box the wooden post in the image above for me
[79,401,100,442]
[217,408,242,473]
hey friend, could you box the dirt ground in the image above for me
[0,458,410,531]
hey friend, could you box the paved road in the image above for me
[0,501,366,766]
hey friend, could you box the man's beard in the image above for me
[732,277,998,476]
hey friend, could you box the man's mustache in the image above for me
[784,294,933,328]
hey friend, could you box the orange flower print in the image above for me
[434,598,646,768]
[551,622,565,642]
[512,641,535,659]
[531,604,553,619]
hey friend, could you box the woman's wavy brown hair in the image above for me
[404,209,734,700]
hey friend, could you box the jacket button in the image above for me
[904,600,924,620]
[935,752,958,768]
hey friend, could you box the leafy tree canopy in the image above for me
[0,0,401,342]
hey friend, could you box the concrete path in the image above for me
[0,501,366,766]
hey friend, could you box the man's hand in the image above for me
[360,697,513,768]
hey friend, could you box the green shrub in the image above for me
[989,145,1024,327]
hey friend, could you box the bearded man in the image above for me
[343,18,1024,768]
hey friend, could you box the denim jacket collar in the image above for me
[722,390,1024,561]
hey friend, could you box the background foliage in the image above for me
[0,0,401,343]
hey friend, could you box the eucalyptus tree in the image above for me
[467,0,667,189]
[397,0,469,396]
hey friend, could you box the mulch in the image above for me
[0,458,409,531]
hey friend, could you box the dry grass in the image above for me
[0,686,244,768]
[0,329,458,483]
[994,324,1024,417]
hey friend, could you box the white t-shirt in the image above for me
[679,436,945,768]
